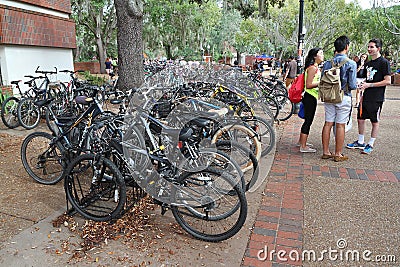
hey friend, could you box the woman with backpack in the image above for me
[297,48,324,153]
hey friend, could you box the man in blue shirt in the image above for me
[321,35,357,162]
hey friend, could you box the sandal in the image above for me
[321,153,334,159]
[333,154,349,162]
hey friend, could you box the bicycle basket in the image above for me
[152,99,172,118]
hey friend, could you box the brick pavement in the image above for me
[241,111,400,267]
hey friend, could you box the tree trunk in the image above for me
[96,35,106,74]
[114,0,144,92]
[165,44,172,60]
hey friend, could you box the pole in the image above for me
[297,0,305,75]
[294,0,305,114]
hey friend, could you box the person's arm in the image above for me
[359,61,391,90]
[348,61,358,90]
[284,65,291,80]
[363,75,391,88]
[305,66,318,89]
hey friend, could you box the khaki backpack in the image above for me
[319,58,350,103]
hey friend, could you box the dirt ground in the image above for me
[0,132,66,246]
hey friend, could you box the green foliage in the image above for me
[143,0,221,60]
[349,5,399,58]
[81,71,108,86]
[0,88,11,106]
[73,0,400,66]
[72,0,117,62]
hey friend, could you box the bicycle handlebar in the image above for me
[35,66,57,75]
[59,70,85,74]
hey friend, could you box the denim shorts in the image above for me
[324,95,352,124]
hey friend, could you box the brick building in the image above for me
[0,0,76,93]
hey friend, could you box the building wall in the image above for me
[74,61,101,74]
[0,1,76,92]
[13,0,71,13]
[0,5,76,48]
[0,45,74,93]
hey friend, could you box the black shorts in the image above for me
[357,101,383,123]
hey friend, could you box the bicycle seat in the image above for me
[163,127,194,142]
[34,98,54,107]
[11,80,21,85]
[110,98,122,105]
[195,118,212,128]
[75,96,94,105]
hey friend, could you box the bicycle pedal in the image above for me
[161,205,169,215]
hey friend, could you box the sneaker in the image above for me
[300,146,316,153]
[296,142,313,147]
[346,141,366,149]
[361,144,373,154]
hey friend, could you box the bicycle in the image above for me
[1,78,38,129]
[17,67,60,129]
[21,95,107,185]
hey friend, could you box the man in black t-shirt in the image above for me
[346,38,391,155]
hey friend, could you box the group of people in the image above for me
[290,36,391,161]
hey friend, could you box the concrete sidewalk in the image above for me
[242,85,400,266]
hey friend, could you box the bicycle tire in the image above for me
[242,116,275,157]
[64,153,126,222]
[211,123,262,163]
[171,167,247,242]
[21,131,65,185]
[274,94,294,121]
[215,140,259,191]
[274,83,288,97]
[1,96,20,129]
[264,96,279,121]
[178,147,246,191]
[17,97,41,129]
[237,97,276,125]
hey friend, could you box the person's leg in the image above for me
[333,96,351,160]
[355,89,360,107]
[366,102,382,147]
[335,123,346,156]
[285,78,293,88]
[322,121,334,155]
[370,122,379,140]
[358,119,366,135]
[347,98,368,148]
[299,93,317,150]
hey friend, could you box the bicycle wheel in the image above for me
[1,96,20,129]
[64,153,126,222]
[242,116,275,157]
[17,98,41,129]
[274,94,294,121]
[215,140,259,191]
[21,131,65,185]
[237,97,275,126]
[274,83,288,97]
[264,95,279,121]
[171,167,247,242]
[211,123,261,163]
